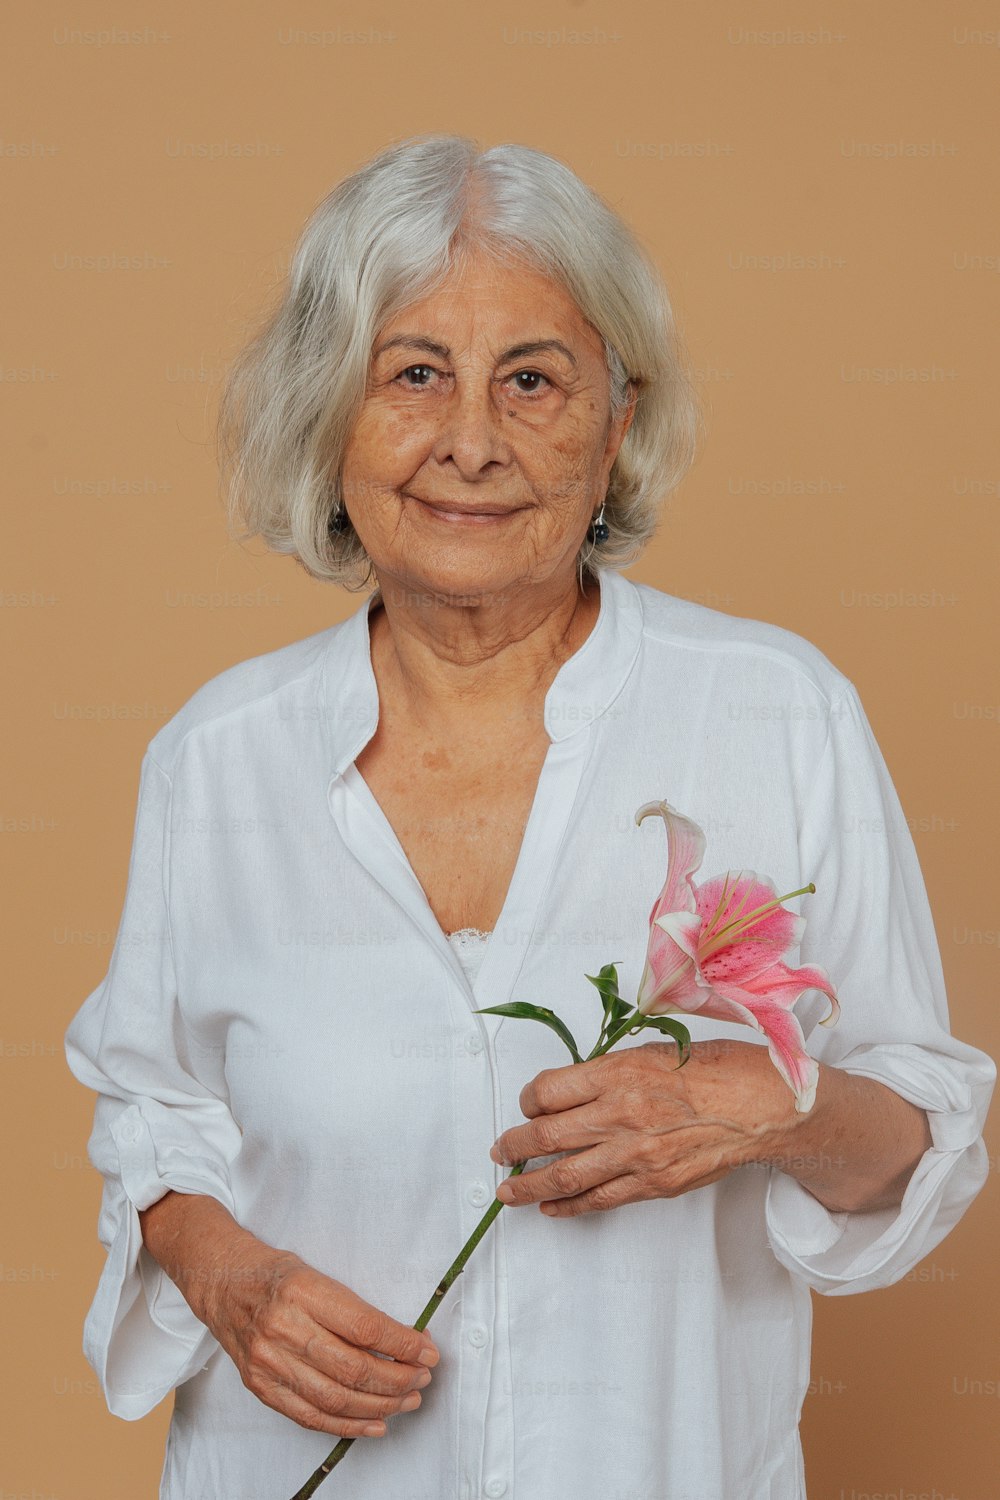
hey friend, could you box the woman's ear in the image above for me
[621,379,640,437]
[605,380,639,468]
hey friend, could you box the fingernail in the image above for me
[489,1144,502,1163]
[418,1345,439,1366]
[400,1392,421,1411]
[414,1368,432,1388]
[362,1423,385,1436]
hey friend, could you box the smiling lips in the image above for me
[406,492,525,522]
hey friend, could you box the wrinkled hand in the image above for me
[203,1246,440,1439]
[490,1039,800,1217]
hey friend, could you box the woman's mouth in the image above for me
[406,493,526,524]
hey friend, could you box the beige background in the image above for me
[3,1,997,1495]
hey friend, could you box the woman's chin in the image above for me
[379,565,524,606]
[368,536,528,602]
[366,514,587,605]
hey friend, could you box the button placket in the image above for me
[457,719,594,1500]
[451,983,503,1499]
[479,1178,515,1500]
[455,1156,500,1500]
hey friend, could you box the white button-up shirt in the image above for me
[64,568,995,1500]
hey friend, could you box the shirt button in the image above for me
[484,1480,508,1498]
[467,1033,484,1055]
[467,1182,490,1208]
[467,1325,488,1348]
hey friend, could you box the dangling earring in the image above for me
[588,500,610,544]
[328,498,345,535]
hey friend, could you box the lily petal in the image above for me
[638,910,703,1013]
[636,801,706,923]
[737,960,841,1027]
[731,995,820,1114]
[678,977,821,1112]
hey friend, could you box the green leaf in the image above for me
[585,965,626,1038]
[636,1015,692,1065]
[584,963,622,1010]
[473,1002,583,1064]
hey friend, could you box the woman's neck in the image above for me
[366,570,601,741]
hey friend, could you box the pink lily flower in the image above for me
[635,801,840,1113]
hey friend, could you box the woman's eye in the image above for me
[510,370,550,395]
[398,364,436,386]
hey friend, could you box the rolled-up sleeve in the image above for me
[64,751,244,1418]
[764,682,995,1294]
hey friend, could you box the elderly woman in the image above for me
[65,135,993,1500]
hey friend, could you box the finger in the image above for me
[492,1102,616,1166]
[269,1354,428,1425]
[541,1164,734,1218]
[258,1375,395,1440]
[517,1058,609,1120]
[298,1326,435,1398]
[495,1144,622,1207]
[304,1277,439,1368]
[271,1387,390,1439]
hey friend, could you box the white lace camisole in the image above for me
[446,926,492,988]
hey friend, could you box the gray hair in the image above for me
[217,133,703,590]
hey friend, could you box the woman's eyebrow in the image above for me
[505,339,578,368]
[373,334,578,367]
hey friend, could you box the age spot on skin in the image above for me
[422,748,451,772]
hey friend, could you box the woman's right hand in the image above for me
[140,1192,439,1439]
[206,1247,440,1439]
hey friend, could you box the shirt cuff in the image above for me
[83,1102,234,1420]
[764,1055,993,1295]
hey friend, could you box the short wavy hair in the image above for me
[217,133,702,590]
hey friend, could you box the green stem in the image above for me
[586,1011,644,1060]
[288,1161,527,1500]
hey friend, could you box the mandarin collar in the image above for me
[319,567,644,778]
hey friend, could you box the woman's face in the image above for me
[339,245,634,603]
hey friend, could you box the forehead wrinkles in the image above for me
[376,264,601,368]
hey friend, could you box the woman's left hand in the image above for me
[489,1039,801,1217]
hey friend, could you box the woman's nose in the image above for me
[431,379,512,479]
